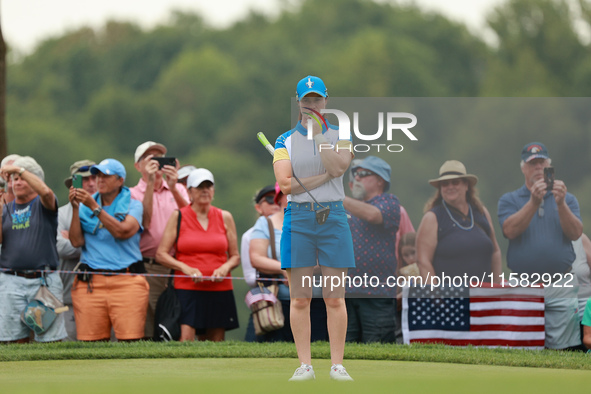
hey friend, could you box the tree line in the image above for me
[4,0,591,247]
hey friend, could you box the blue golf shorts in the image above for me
[281,201,355,269]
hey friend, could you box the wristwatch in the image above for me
[18,167,25,175]
[92,206,103,217]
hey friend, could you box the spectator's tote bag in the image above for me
[21,280,68,334]
[245,283,284,336]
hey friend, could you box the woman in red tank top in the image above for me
[156,168,240,341]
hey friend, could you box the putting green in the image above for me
[0,358,588,393]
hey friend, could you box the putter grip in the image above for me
[257,132,275,156]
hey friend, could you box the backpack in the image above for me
[153,275,182,342]
[153,210,182,342]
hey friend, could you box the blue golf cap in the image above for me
[91,158,126,180]
[296,75,328,100]
[352,156,391,192]
[521,142,550,163]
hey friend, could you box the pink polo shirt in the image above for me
[395,205,415,257]
[130,178,189,257]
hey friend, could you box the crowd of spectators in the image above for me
[1,141,591,353]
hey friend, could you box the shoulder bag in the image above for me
[244,217,285,335]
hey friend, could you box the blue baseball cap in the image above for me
[352,156,391,192]
[91,158,126,180]
[521,142,550,162]
[296,75,328,100]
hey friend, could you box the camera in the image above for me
[153,157,176,169]
[544,167,554,191]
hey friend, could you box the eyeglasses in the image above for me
[353,169,375,179]
[76,166,91,173]
[440,179,462,187]
[260,195,276,205]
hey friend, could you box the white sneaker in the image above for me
[330,364,354,381]
[288,364,315,381]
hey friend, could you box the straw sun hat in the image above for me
[428,160,478,188]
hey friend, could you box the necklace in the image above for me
[442,200,474,231]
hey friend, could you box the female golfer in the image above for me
[273,75,355,381]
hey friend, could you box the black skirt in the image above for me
[175,289,239,333]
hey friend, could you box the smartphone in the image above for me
[72,174,83,189]
[153,157,176,169]
[544,167,554,191]
[0,177,6,192]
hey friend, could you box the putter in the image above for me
[258,132,330,225]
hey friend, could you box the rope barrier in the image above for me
[0,267,286,281]
[0,268,438,288]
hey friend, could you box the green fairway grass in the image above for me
[1,340,590,393]
[0,358,589,394]
[1,341,590,371]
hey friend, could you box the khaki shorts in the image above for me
[0,272,67,342]
[72,274,149,341]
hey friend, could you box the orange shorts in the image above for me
[72,274,149,341]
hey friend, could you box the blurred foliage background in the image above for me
[4,0,591,339]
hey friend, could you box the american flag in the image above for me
[402,285,545,349]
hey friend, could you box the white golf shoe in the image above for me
[288,364,315,381]
[330,364,354,381]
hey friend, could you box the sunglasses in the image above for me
[76,166,91,173]
[25,313,45,334]
[353,169,375,179]
[440,179,463,187]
